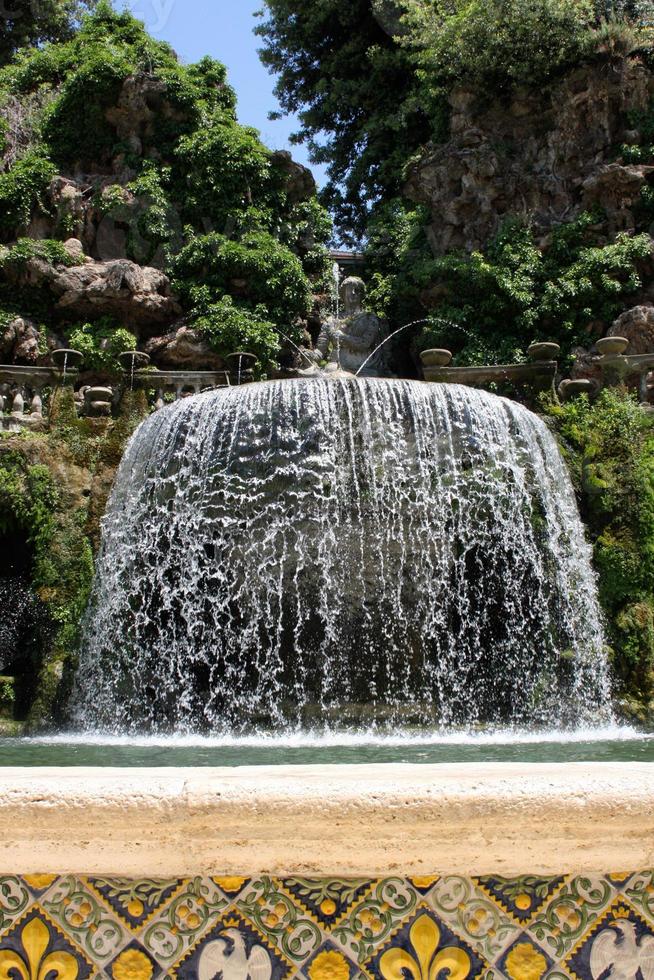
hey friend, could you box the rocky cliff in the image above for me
[406,59,654,255]
[401,55,654,369]
[0,6,330,378]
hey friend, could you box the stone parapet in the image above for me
[0,763,652,877]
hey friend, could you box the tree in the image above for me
[256,0,435,242]
[0,0,98,67]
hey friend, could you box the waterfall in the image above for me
[73,379,611,734]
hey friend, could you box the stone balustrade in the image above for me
[421,360,558,392]
[0,365,69,430]
[0,366,233,428]
[128,369,232,410]
[594,351,654,402]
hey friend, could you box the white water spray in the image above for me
[73,379,612,734]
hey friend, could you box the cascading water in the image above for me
[73,378,612,734]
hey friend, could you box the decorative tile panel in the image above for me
[0,872,652,978]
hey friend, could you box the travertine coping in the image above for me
[0,763,652,877]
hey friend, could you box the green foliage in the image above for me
[0,0,97,68]
[367,210,651,365]
[257,0,435,239]
[191,291,281,366]
[402,0,599,93]
[0,395,150,729]
[0,237,83,267]
[172,230,312,325]
[175,117,279,231]
[282,198,334,276]
[0,456,57,544]
[41,47,134,166]
[0,152,56,234]
[0,3,328,357]
[125,165,180,265]
[65,320,137,373]
[258,0,651,238]
[0,679,16,706]
[547,390,654,718]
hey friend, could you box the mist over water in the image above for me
[73,378,612,735]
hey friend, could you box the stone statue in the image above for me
[305,276,390,377]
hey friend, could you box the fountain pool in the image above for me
[0,726,652,766]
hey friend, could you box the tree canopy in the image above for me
[0,0,98,67]
[256,0,434,241]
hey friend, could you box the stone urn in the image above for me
[52,349,83,371]
[227,352,257,372]
[420,349,453,368]
[558,379,597,402]
[227,351,257,385]
[119,351,151,372]
[596,336,629,357]
[527,342,561,362]
[84,386,113,418]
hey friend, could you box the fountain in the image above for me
[73,377,611,734]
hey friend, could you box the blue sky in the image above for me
[117,0,328,187]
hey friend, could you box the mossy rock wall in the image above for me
[0,386,147,731]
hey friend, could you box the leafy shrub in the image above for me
[0,152,56,234]
[0,3,328,338]
[172,230,312,325]
[547,389,654,719]
[0,237,83,268]
[367,210,652,365]
[191,290,281,366]
[125,164,183,265]
[0,457,57,545]
[175,117,278,231]
[402,0,653,96]
[65,320,137,373]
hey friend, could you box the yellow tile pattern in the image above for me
[0,872,652,978]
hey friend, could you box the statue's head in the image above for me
[340,276,366,316]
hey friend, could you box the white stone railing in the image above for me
[129,369,232,410]
[0,366,66,429]
[595,351,654,401]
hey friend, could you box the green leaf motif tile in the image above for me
[0,872,651,979]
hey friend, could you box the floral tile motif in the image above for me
[0,877,32,936]
[622,870,654,925]
[365,907,487,979]
[0,872,652,978]
[107,940,162,980]
[301,940,360,980]
[212,877,251,900]
[476,875,566,925]
[496,933,554,979]
[530,875,617,961]
[237,876,324,963]
[43,876,127,965]
[142,877,230,967]
[171,910,292,980]
[428,876,519,964]
[565,900,654,980]
[86,878,185,931]
[332,878,419,963]
[282,878,374,929]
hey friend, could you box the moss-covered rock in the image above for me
[0,381,147,731]
[547,388,654,723]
